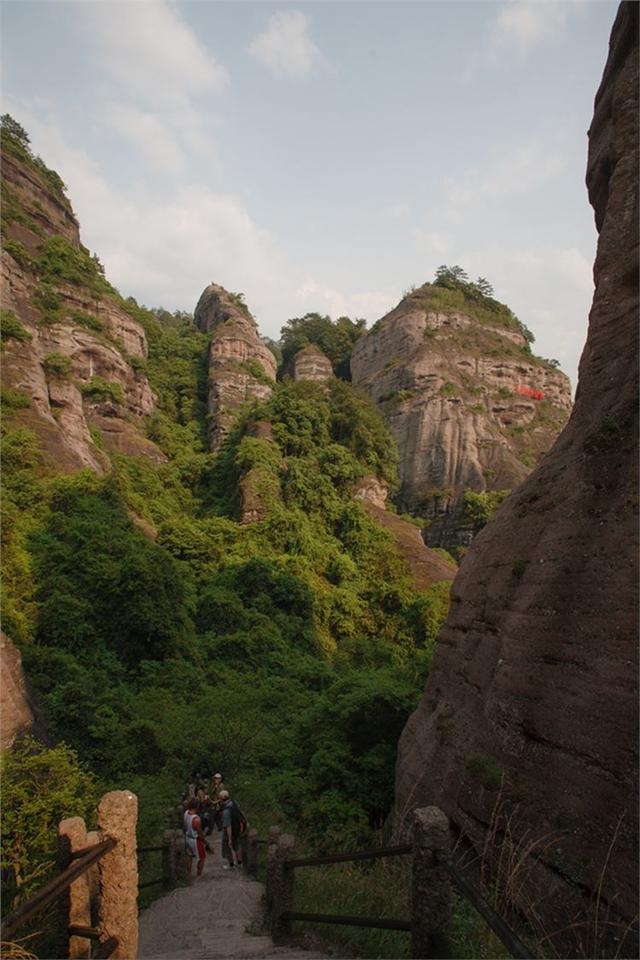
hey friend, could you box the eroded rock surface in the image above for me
[351,290,571,550]
[394,5,639,954]
[291,344,333,382]
[194,284,276,450]
[0,633,35,751]
[1,145,164,472]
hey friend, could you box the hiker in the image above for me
[219,790,247,869]
[183,797,206,878]
[211,772,225,831]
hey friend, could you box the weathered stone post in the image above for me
[58,816,91,959]
[265,825,281,914]
[411,806,452,959]
[248,827,259,877]
[85,830,100,907]
[97,790,138,960]
[270,833,295,942]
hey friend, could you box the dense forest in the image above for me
[2,269,451,922]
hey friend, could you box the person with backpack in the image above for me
[219,790,246,869]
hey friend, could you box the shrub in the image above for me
[81,376,123,405]
[1,386,31,409]
[68,308,105,334]
[463,490,511,529]
[3,238,34,270]
[31,285,63,325]
[42,353,73,380]
[0,309,32,345]
[440,382,457,398]
[37,237,114,296]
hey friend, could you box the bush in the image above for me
[0,309,32,346]
[68,308,105,334]
[81,376,123,405]
[31,284,63,325]
[42,353,73,380]
[37,237,114,296]
[1,386,31,409]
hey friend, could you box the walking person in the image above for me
[220,790,246,870]
[183,797,207,879]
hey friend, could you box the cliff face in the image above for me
[1,136,164,472]
[194,283,277,450]
[351,288,571,550]
[394,5,639,954]
[291,344,333,382]
[0,633,35,751]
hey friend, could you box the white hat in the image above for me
[213,773,223,779]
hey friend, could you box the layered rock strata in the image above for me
[194,284,277,450]
[394,5,639,954]
[351,290,571,550]
[291,344,333,382]
[1,143,163,471]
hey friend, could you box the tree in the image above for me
[279,313,366,380]
[435,264,469,287]
[474,276,494,297]
[1,113,30,150]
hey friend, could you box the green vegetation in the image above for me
[1,113,67,199]
[432,265,535,346]
[463,490,511,530]
[3,237,34,270]
[42,352,73,380]
[465,754,503,790]
[68,308,105,334]
[440,381,458,398]
[1,386,31,410]
[1,309,32,345]
[584,415,623,455]
[380,388,416,405]
[241,356,273,385]
[512,558,527,579]
[31,284,63,325]
[280,312,366,380]
[81,376,124,404]
[37,236,114,297]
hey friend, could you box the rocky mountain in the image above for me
[1,126,164,472]
[351,280,572,551]
[393,4,639,955]
[194,283,277,450]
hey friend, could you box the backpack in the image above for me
[230,800,247,834]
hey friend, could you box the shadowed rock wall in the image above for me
[393,4,638,954]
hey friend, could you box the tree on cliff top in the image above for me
[280,313,366,380]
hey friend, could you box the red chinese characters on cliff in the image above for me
[515,385,545,400]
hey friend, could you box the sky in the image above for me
[1,0,620,390]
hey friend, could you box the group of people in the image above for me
[182,772,247,878]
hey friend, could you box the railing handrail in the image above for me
[284,842,412,869]
[441,857,535,960]
[2,837,117,940]
[283,910,411,932]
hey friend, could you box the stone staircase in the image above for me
[138,833,327,960]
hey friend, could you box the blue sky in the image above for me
[2,1,619,389]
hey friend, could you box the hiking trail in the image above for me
[138,832,327,960]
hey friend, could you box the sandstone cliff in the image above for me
[194,284,277,450]
[394,5,638,955]
[0,633,35,751]
[351,283,571,551]
[1,130,164,472]
[290,344,333,382]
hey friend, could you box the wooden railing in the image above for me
[1,790,138,959]
[262,806,536,960]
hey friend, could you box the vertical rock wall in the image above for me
[393,4,639,954]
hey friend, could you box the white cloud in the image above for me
[445,140,567,222]
[491,0,585,57]
[294,279,396,322]
[247,10,329,78]
[107,104,186,174]
[83,1,228,106]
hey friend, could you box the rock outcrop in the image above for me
[290,344,333,382]
[351,287,571,551]
[194,284,276,450]
[394,5,638,955]
[354,477,456,589]
[0,633,36,751]
[1,135,164,472]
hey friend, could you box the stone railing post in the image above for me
[411,806,452,959]
[97,790,138,960]
[59,816,91,959]
[248,828,259,877]
[270,833,295,942]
